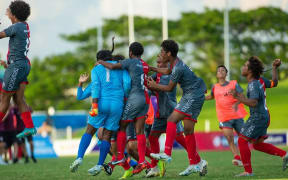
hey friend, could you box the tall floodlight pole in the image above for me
[162,0,168,40]
[128,0,135,44]
[97,0,103,51]
[224,0,230,80]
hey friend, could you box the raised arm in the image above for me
[77,73,91,100]
[98,60,122,70]
[271,59,281,87]
[77,83,92,100]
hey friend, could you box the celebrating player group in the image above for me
[0,0,287,179]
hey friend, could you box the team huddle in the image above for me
[0,0,287,179]
[70,38,288,178]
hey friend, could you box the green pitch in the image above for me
[0,148,287,180]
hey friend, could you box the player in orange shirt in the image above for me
[206,65,247,166]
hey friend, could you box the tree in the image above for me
[24,7,288,110]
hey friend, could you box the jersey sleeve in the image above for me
[261,77,274,88]
[91,67,101,99]
[248,81,260,100]
[120,59,133,70]
[235,83,244,93]
[77,83,92,100]
[4,24,17,37]
[122,70,131,98]
[170,66,183,83]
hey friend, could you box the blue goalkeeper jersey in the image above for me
[91,61,131,100]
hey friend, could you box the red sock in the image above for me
[176,133,187,151]
[145,146,152,159]
[146,160,152,168]
[164,122,177,156]
[234,154,241,160]
[149,135,160,168]
[20,111,34,128]
[116,131,126,160]
[110,155,116,170]
[121,160,131,170]
[136,134,146,163]
[238,137,252,173]
[253,142,286,157]
[0,112,5,121]
[185,133,201,165]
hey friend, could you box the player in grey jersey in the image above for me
[148,40,208,177]
[0,0,36,139]
[230,56,288,177]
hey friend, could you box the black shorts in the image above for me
[0,131,17,148]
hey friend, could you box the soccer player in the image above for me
[146,56,187,178]
[87,49,129,176]
[147,40,208,176]
[205,65,247,166]
[98,42,150,176]
[230,56,288,176]
[0,105,19,163]
[70,50,130,173]
[0,0,36,138]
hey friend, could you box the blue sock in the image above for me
[77,133,92,159]
[129,159,138,167]
[97,140,111,165]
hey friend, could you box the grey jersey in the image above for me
[247,80,269,119]
[4,22,30,63]
[152,73,177,118]
[120,58,150,103]
[170,58,206,96]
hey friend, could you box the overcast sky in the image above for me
[0,0,287,59]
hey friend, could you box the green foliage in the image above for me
[23,7,288,110]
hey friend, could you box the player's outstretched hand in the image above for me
[0,60,8,68]
[79,73,89,83]
[273,59,281,68]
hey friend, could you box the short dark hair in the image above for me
[217,65,228,73]
[161,40,178,57]
[129,42,144,56]
[9,0,30,21]
[248,56,264,79]
[113,54,125,61]
[96,50,113,61]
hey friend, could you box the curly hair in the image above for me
[248,56,264,79]
[96,50,113,61]
[9,0,30,21]
[161,40,179,57]
[129,42,144,57]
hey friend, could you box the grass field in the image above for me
[1,148,288,180]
